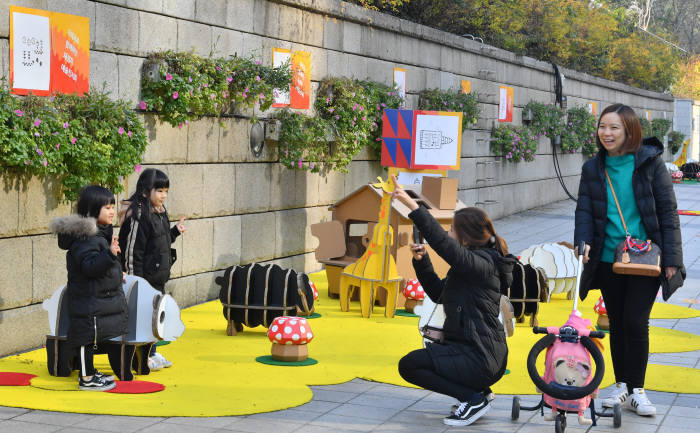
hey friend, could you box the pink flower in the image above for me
[259,93,265,99]
[178,123,183,129]
[173,91,179,99]
[33,118,41,127]
[14,109,23,117]
[71,137,77,144]
[188,76,193,83]
[335,115,340,120]
[226,76,233,83]
[63,122,69,129]
[127,130,133,138]
[203,83,208,88]
[244,87,249,93]
[242,93,247,99]
[42,159,47,167]
[310,163,315,169]
[298,158,303,169]
[35,147,43,155]
[329,107,334,113]
[223,91,228,98]
[165,73,172,81]
[256,75,261,82]
[215,66,221,71]
[34,132,40,137]
[256,60,261,65]
[233,71,236,76]
[210,93,215,100]
[56,143,60,150]
[134,164,142,172]
[25,160,31,165]
[139,100,147,110]
[118,127,125,135]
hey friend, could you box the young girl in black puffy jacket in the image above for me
[51,186,127,391]
[118,168,185,370]
[391,175,515,427]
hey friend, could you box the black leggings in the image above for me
[398,348,482,403]
[597,262,659,391]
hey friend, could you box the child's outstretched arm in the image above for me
[170,216,185,242]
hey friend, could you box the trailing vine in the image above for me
[524,101,564,139]
[562,106,597,157]
[140,50,291,127]
[0,83,147,202]
[668,131,685,155]
[417,88,480,131]
[651,118,672,142]
[489,124,538,162]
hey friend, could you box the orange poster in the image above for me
[461,80,471,94]
[587,102,598,116]
[10,6,89,96]
[290,51,310,110]
[498,86,513,122]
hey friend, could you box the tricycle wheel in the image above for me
[555,412,566,433]
[613,403,622,428]
[511,396,520,420]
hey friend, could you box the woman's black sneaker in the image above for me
[94,370,115,383]
[78,375,116,391]
[450,389,494,414]
[444,395,490,426]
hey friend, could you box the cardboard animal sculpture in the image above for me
[520,243,576,302]
[339,169,403,318]
[504,261,548,327]
[216,263,315,335]
[42,275,185,380]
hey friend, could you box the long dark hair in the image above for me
[77,185,115,220]
[452,207,508,255]
[127,168,170,211]
[596,103,643,154]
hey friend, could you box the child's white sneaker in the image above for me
[147,355,163,371]
[154,352,172,368]
[601,382,628,408]
[625,388,656,416]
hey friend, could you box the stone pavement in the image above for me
[1,184,698,433]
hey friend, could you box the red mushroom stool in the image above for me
[593,296,609,330]
[267,316,314,362]
[671,171,683,184]
[696,172,700,182]
[298,281,321,318]
[402,279,425,314]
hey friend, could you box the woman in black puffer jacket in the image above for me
[50,186,127,391]
[391,176,516,428]
[575,104,685,416]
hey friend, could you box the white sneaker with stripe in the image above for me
[602,382,628,408]
[625,388,656,416]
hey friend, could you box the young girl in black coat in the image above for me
[391,176,515,427]
[118,168,185,371]
[50,186,127,391]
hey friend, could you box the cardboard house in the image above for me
[311,177,464,306]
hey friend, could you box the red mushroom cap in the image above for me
[267,316,314,345]
[402,279,425,300]
[593,296,607,315]
[309,281,319,300]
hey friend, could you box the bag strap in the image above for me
[604,168,630,236]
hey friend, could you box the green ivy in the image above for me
[278,77,402,173]
[668,130,685,155]
[651,118,672,142]
[638,117,652,137]
[562,106,597,157]
[524,101,564,139]
[489,124,538,162]
[140,51,291,126]
[0,83,147,202]
[417,88,480,131]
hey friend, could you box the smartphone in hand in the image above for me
[413,224,426,245]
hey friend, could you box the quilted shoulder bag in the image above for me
[605,169,661,277]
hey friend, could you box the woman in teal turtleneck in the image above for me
[574,104,684,418]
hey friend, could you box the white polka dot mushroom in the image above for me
[267,316,314,361]
[593,296,609,330]
[401,279,425,314]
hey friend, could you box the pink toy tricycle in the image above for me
[511,242,622,432]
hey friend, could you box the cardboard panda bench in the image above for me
[42,275,185,380]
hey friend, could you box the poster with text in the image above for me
[290,50,310,109]
[272,48,291,108]
[10,7,51,95]
[393,67,406,106]
[498,86,513,122]
[461,80,471,94]
[397,170,443,186]
[587,102,598,116]
[10,6,89,96]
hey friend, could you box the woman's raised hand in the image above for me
[390,175,419,211]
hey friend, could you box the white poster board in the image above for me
[11,11,51,91]
[393,67,406,107]
[272,48,291,107]
[413,113,460,167]
[397,171,441,186]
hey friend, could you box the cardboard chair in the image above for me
[43,276,185,380]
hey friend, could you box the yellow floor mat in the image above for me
[0,272,697,416]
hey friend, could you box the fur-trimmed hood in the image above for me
[50,215,98,250]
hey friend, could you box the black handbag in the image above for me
[605,169,661,277]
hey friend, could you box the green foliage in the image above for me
[140,51,291,126]
[524,101,563,139]
[638,117,652,137]
[651,118,672,142]
[561,106,597,156]
[418,88,480,130]
[277,77,403,173]
[490,124,538,162]
[668,130,685,155]
[0,83,147,202]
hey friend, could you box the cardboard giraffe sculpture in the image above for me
[340,167,403,318]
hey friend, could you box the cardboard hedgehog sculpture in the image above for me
[43,275,185,380]
[504,261,549,327]
[216,263,315,336]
